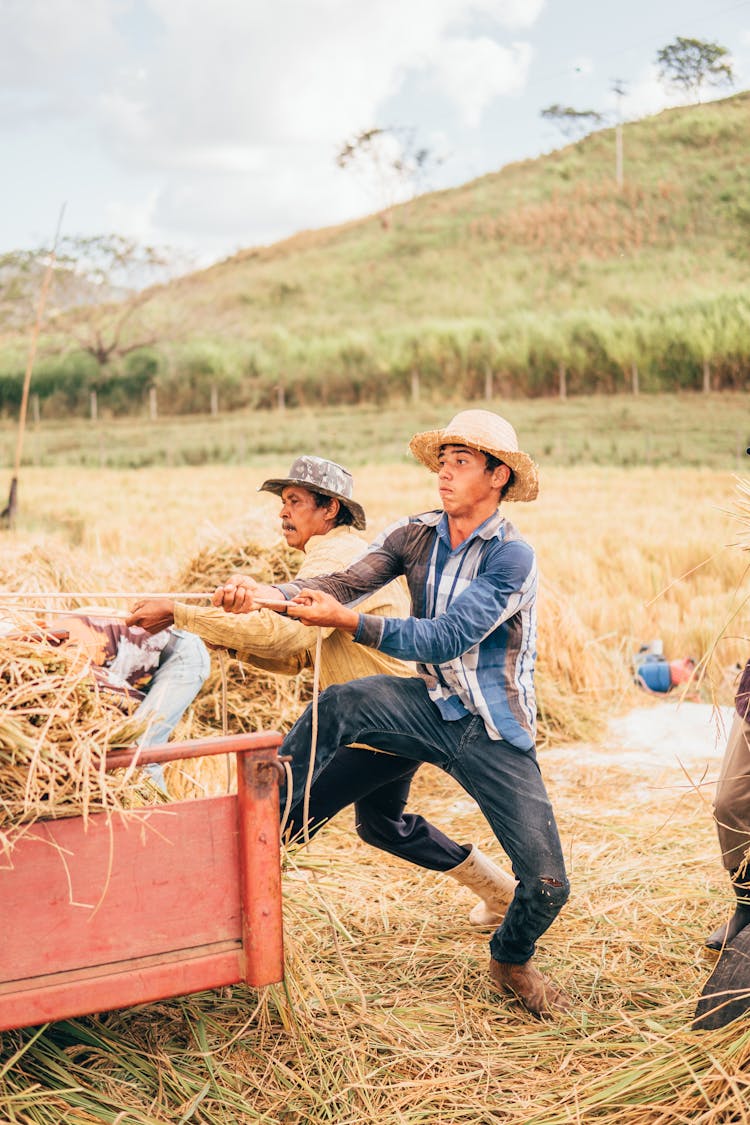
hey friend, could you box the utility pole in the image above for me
[612,78,627,190]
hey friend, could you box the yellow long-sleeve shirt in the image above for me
[174,525,414,687]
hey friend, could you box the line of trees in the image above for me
[1,294,748,419]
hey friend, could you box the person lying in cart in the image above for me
[12,610,209,792]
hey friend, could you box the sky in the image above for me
[2,0,750,270]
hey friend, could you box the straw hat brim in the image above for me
[408,429,539,502]
[259,477,367,530]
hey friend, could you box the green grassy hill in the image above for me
[165,91,750,337]
[2,93,750,414]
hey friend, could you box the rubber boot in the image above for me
[705,868,750,951]
[448,844,517,927]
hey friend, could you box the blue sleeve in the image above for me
[354,539,535,663]
[277,521,407,607]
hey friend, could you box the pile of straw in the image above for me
[1,510,748,1122]
[0,638,151,855]
[165,529,312,797]
[1,750,746,1124]
[536,579,635,746]
[175,525,299,592]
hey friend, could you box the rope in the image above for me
[293,627,367,1010]
[302,628,323,845]
[217,648,232,794]
[0,591,215,602]
[279,762,294,838]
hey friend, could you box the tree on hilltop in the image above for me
[656,37,734,103]
[540,104,604,141]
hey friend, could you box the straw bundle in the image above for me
[0,638,153,856]
[163,529,312,798]
[536,579,636,746]
[175,523,300,591]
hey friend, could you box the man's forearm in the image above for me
[174,602,332,658]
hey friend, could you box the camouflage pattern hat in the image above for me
[259,456,367,530]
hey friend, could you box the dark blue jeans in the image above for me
[285,748,470,871]
[281,674,570,964]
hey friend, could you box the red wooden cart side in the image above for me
[0,731,285,1032]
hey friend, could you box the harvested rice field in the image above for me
[1,463,749,1124]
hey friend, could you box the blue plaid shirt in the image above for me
[277,508,538,750]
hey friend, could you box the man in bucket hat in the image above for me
[128,454,517,927]
[214,414,572,1018]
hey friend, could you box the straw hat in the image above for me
[408,409,539,502]
[259,455,367,530]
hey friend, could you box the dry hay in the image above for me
[174,520,300,592]
[730,474,750,553]
[0,528,307,816]
[0,638,156,858]
[164,526,312,798]
[1,747,747,1124]
[536,578,636,746]
[1,510,749,1122]
[0,544,176,854]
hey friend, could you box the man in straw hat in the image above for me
[127,454,518,927]
[213,416,572,1018]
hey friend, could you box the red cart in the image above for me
[0,731,285,1032]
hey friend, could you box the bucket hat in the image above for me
[408,409,539,502]
[259,455,366,530]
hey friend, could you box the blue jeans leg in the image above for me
[280,674,568,963]
[135,630,211,789]
[448,718,569,964]
[285,746,469,870]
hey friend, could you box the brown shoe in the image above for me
[489,957,572,1018]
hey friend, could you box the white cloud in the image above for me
[422,37,533,126]
[2,0,548,251]
[99,0,543,155]
[0,0,119,95]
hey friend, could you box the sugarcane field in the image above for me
[0,439,749,1124]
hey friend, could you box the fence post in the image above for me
[703,360,711,394]
[558,361,567,401]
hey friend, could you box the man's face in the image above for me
[437,445,509,520]
[279,485,334,550]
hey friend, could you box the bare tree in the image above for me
[336,126,443,229]
[57,236,191,422]
[656,37,734,103]
[52,234,176,368]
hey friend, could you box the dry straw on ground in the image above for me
[1,479,749,1123]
